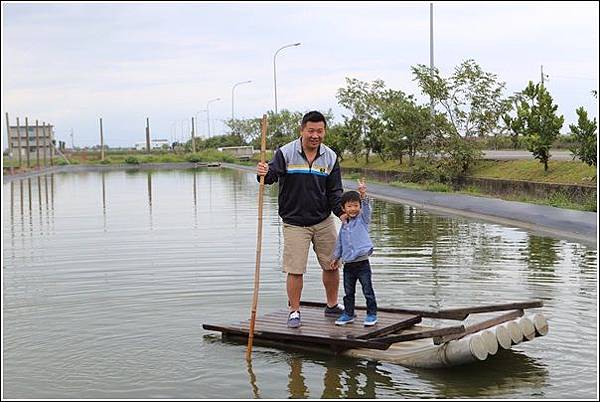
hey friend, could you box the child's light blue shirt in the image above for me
[332,197,374,263]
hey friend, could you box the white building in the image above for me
[134,139,170,151]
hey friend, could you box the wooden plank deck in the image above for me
[203,305,421,352]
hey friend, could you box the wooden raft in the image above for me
[203,300,544,353]
[203,304,424,352]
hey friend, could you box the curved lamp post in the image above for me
[273,42,301,114]
[231,80,252,124]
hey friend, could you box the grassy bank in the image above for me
[3,149,237,169]
[342,171,597,212]
[340,156,596,186]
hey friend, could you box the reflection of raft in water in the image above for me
[203,300,548,369]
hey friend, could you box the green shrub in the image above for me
[186,153,203,163]
[407,160,448,183]
[124,156,140,165]
[99,158,111,165]
[57,158,70,166]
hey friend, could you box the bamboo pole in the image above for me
[246,114,268,361]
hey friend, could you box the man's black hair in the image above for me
[301,110,327,129]
[340,190,361,207]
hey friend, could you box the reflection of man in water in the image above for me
[287,355,309,398]
[286,353,391,398]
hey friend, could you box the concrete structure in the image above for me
[7,124,55,161]
[217,145,254,160]
[134,139,170,151]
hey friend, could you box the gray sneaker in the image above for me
[324,304,344,317]
[287,311,301,328]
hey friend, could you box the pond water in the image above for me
[2,168,597,398]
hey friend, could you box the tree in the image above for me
[380,91,434,165]
[412,59,511,139]
[337,78,387,163]
[324,123,347,161]
[263,109,303,149]
[515,81,564,171]
[569,107,597,167]
[501,95,525,150]
[224,117,261,144]
[411,59,510,175]
[340,117,364,161]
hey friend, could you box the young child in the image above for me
[330,178,378,326]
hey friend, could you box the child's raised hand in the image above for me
[357,177,367,198]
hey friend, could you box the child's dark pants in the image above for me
[342,259,377,317]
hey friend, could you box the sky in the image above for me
[2,1,599,148]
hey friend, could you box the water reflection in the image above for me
[523,236,560,277]
[147,172,153,230]
[414,349,549,398]
[246,360,261,399]
[101,172,107,231]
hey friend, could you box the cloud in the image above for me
[2,2,598,147]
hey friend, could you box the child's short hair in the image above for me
[341,190,361,207]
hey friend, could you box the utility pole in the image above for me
[540,65,549,87]
[191,116,196,152]
[70,129,74,149]
[99,117,105,161]
[430,3,435,115]
[145,117,151,154]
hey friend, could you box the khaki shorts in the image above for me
[282,216,337,274]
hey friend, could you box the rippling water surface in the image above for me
[3,168,597,398]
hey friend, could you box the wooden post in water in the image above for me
[42,123,48,167]
[48,123,54,166]
[5,112,14,173]
[191,117,196,153]
[35,120,41,168]
[145,117,151,154]
[16,117,23,167]
[5,113,11,158]
[25,118,31,168]
[99,117,105,161]
[246,114,268,361]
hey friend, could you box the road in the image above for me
[482,150,575,161]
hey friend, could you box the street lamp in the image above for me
[273,42,301,114]
[195,110,207,138]
[231,80,252,126]
[206,98,221,138]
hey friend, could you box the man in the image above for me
[256,110,344,328]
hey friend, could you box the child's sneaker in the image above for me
[324,304,344,317]
[364,314,378,326]
[287,311,301,328]
[335,312,356,326]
